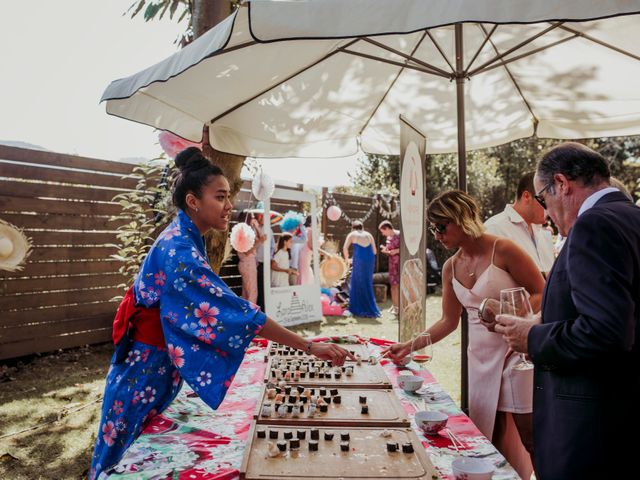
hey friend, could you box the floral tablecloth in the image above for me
[108,336,519,479]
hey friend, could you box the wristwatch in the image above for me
[478,298,489,322]
[305,341,313,355]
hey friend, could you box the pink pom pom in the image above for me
[230,223,256,253]
[158,131,202,159]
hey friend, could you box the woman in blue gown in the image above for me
[90,148,353,479]
[343,221,381,317]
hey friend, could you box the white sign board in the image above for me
[263,188,322,327]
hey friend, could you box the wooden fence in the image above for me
[0,146,136,360]
[0,145,303,361]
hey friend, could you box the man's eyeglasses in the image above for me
[534,183,553,209]
[428,222,448,235]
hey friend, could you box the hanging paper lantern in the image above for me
[230,223,256,253]
[327,205,342,222]
[252,171,275,200]
[158,131,202,159]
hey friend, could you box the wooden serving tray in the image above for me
[239,424,442,480]
[264,357,391,389]
[254,385,409,427]
[264,342,371,362]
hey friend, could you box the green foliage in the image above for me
[128,0,194,45]
[350,136,640,265]
[349,153,400,196]
[110,158,175,295]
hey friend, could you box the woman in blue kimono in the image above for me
[90,148,352,479]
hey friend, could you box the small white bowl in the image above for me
[397,374,423,393]
[451,457,494,480]
[415,410,448,435]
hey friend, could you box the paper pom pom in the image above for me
[280,211,305,232]
[252,172,275,200]
[230,223,256,253]
[327,205,342,222]
[158,131,202,159]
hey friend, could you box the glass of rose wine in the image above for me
[499,287,534,370]
[410,332,433,365]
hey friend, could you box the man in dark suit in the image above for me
[495,142,640,479]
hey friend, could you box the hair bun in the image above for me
[174,147,209,171]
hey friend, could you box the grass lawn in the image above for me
[0,292,460,479]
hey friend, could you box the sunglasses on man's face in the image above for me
[428,222,448,235]
[534,182,553,209]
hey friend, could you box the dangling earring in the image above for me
[195,207,199,213]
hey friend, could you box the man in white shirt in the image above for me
[485,171,555,275]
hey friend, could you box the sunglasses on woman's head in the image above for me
[428,222,448,235]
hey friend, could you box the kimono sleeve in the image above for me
[159,240,267,409]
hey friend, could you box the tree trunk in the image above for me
[191,1,245,274]
[193,0,232,38]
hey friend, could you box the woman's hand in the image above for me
[288,268,298,275]
[310,342,356,366]
[380,342,412,364]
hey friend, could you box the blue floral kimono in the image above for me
[90,210,266,479]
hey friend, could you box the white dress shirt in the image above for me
[485,204,555,273]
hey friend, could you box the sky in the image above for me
[0,0,358,187]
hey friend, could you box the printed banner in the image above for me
[399,116,428,343]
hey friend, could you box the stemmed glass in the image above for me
[411,332,433,396]
[499,287,534,370]
[411,332,433,366]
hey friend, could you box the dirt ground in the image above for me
[0,294,460,480]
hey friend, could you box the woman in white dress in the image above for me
[271,233,296,287]
[383,190,544,479]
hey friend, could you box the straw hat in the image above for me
[319,254,349,288]
[244,201,283,226]
[0,219,32,272]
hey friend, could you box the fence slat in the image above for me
[0,314,113,343]
[0,328,113,361]
[0,195,122,216]
[0,301,118,327]
[1,272,124,295]
[28,246,117,262]
[0,179,124,202]
[0,213,126,230]
[23,230,119,246]
[0,260,122,279]
[0,286,122,310]
[0,144,136,175]
[0,162,138,189]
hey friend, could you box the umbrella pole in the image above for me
[455,23,470,414]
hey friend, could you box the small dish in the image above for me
[451,457,494,480]
[414,410,448,435]
[397,374,423,393]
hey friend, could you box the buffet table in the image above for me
[107,336,519,479]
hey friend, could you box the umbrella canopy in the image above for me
[102,0,640,160]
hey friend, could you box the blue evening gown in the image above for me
[348,243,381,317]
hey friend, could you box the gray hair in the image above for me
[536,142,610,191]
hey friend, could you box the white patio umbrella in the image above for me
[102,0,640,190]
[101,0,640,408]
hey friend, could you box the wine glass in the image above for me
[499,287,534,370]
[411,332,433,366]
[411,332,433,396]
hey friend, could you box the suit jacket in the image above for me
[528,191,640,479]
